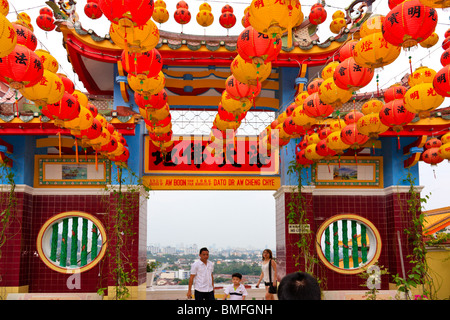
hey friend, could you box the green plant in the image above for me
[98,163,151,300]
[358,263,389,300]
[147,261,160,273]
[286,160,326,289]
[0,159,17,300]
[392,170,438,300]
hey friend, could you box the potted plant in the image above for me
[146,261,160,287]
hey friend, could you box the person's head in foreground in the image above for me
[277,272,321,300]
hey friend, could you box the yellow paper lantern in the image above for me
[0,0,9,16]
[361,99,384,115]
[321,61,340,80]
[90,127,111,150]
[199,2,212,11]
[230,54,272,85]
[419,32,439,49]
[332,10,345,20]
[154,0,166,8]
[418,0,450,8]
[140,104,170,122]
[326,130,349,154]
[438,142,450,161]
[64,106,95,132]
[20,69,65,106]
[291,105,317,128]
[360,15,384,38]
[306,133,321,145]
[221,91,252,115]
[408,66,436,87]
[295,91,309,106]
[72,89,89,108]
[147,121,172,135]
[404,83,445,118]
[318,77,353,107]
[196,10,214,27]
[107,142,125,158]
[353,32,401,69]
[441,132,450,144]
[35,49,59,73]
[330,18,346,34]
[127,71,165,95]
[152,7,169,24]
[328,118,346,132]
[304,143,324,161]
[0,14,17,58]
[214,114,241,131]
[248,0,303,48]
[109,18,160,53]
[356,113,389,138]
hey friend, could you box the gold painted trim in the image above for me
[315,214,382,275]
[36,211,107,274]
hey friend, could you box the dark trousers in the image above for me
[194,290,215,300]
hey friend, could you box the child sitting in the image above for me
[222,272,248,300]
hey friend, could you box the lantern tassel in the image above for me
[95,151,98,171]
[75,139,79,164]
[397,134,401,150]
[58,131,61,158]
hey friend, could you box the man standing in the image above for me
[187,247,215,300]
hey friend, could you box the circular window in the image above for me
[37,211,107,274]
[315,214,382,274]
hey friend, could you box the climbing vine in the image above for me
[0,159,17,300]
[392,170,438,300]
[286,160,327,289]
[98,163,150,300]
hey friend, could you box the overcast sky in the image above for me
[7,1,450,250]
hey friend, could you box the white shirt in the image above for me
[190,259,214,292]
[262,260,275,283]
[224,284,248,300]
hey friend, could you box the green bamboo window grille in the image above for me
[317,215,381,273]
[40,214,105,271]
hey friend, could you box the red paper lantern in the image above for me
[100,136,119,153]
[98,0,155,26]
[43,92,81,122]
[87,103,98,118]
[12,23,37,51]
[309,5,327,25]
[149,130,172,143]
[78,117,102,140]
[222,4,233,13]
[441,48,450,67]
[219,12,236,29]
[433,65,450,97]
[174,7,191,25]
[307,78,324,95]
[382,0,438,48]
[425,138,442,149]
[84,2,103,19]
[443,37,450,50]
[237,26,282,64]
[344,110,364,124]
[295,148,314,166]
[283,116,305,137]
[340,123,369,148]
[333,57,374,91]
[225,75,261,100]
[57,73,75,94]
[383,84,407,103]
[379,99,416,132]
[0,45,44,89]
[135,89,168,110]
[316,138,337,158]
[338,40,358,62]
[177,1,189,9]
[286,103,297,117]
[422,147,444,165]
[318,127,332,140]
[36,14,55,32]
[121,48,162,78]
[389,0,406,9]
[112,147,130,163]
[39,7,53,17]
[218,103,247,122]
[303,92,334,120]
